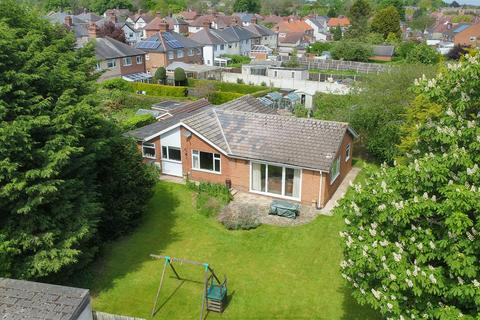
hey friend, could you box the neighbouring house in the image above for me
[188,14,241,33]
[454,22,480,46]
[263,15,284,25]
[136,22,203,73]
[126,11,155,39]
[92,27,148,82]
[277,32,310,56]
[234,12,263,26]
[327,16,351,31]
[304,16,330,41]
[0,278,93,320]
[46,12,90,47]
[369,45,395,61]
[245,23,278,48]
[127,95,357,207]
[178,10,199,23]
[145,16,189,37]
[273,20,314,42]
[250,45,273,60]
[443,23,470,42]
[189,26,259,66]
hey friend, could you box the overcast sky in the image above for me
[444,0,480,5]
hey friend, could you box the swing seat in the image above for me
[207,284,227,301]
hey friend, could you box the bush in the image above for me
[260,81,267,86]
[222,54,251,66]
[396,41,417,59]
[101,78,133,92]
[294,104,309,117]
[121,114,156,130]
[406,43,441,64]
[129,82,187,97]
[331,41,372,62]
[236,78,244,84]
[153,67,167,84]
[174,67,187,86]
[308,42,333,55]
[218,203,261,230]
[208,91,244,104]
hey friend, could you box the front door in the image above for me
[160,128,183,177]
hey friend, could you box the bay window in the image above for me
[192,150,220,173]
[162,146,181,161]
[142,142,156,159]
[251,162,301,199]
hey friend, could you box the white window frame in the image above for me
[136,55,143,64]
[123,56,132,66]
[168,51,174,59]
[161,146,182,163]
[330,156,341,184]
[345,144,351,161]
[249,161,302,201]
[107,59,116,68]
[188,48,194,56]
[192,150,221,174]
[177,49,184,58]
[142,142,156,159]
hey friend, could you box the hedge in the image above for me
[189,79,265,95]
[208,91,244,105]
[121,113,156,131]
[129,82,187,97]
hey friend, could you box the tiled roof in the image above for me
[127,99,211,140]
[137,31,202,53]
[75,12,102,22]
[217,95,278,114]
[274,20,313,33]
[183,107,355,171]
[245,23,276,36]
[279,31,304,44]
[263,15,283,24]
[327,17,351,27]
[0,278,89,320]
[179,10,198,21]
[189,26,258,45]
[95,36,145,59]
[372,45,395,57]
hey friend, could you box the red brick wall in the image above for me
[120,54,146,76]
[454,24,480,46]
[137,136,162,164]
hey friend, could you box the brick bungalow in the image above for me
[127,96,357,208]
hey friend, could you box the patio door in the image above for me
[160,128,183,177]
[250,162,301,200]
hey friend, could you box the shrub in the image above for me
[222,54,251,65]
[308,42,333,55]
[153,67,167,84]
[101,78,133,92]
[129,82,187,97]
[236,78,244,84]
[260,81,267,86]
[196,193,223,217]
[174,67,187,86]
[187,181,232,217]
[121,113,156,130]
[331,41,372,62]
[218,203,261,230]
[208,91,244,104]
[294,104,309,117]
[406,43,441,64]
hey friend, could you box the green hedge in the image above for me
[189,79,265,95]
[129,82,187,97]
[208,91,244,105]
[121,114,156,131]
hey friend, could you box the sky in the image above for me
[444,0,480,5]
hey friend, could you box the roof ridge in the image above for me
[213,108,232,154]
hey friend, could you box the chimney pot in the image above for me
[88,22,100,38]
[159,19,168,32]
[64,15,73,27]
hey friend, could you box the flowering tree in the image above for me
[338,56,480,319]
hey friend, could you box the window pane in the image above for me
[199,152,213,170]
[162,146,167,159]
[192,153,199,169]
[251,163,265,192]
[285,168,300,197]
[168,147,181,161]
[267,165,282,195]
[214,158,220,172]
[143,144,156,158]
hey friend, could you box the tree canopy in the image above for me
[0,0,155,280]
[338,56,480,318]
[347,0,372,38]
[233,0,260,13]
[370,5,401,39]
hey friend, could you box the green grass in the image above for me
[75,181,380,320]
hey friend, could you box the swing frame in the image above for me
[150,254,225,320]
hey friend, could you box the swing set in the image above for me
[150,254,228,320]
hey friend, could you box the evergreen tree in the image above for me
[0,0,155,280]
[346,0,371,38]
[174,67,187,86]
[370,5,401,39]
[333,25,343,41]
[154,67,167,84]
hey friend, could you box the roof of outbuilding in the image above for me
[217,95,278,114]
[182,108,356,171]
[95,36,145,59]
[372,45,395,57]
[0,278,89,320]
[127,99,211,140]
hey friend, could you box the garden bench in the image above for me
[269,200,300,219]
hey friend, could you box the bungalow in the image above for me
[128,95,357,207]
[273,20,314,42]
[136,21,203,73]
[189,26,259,66]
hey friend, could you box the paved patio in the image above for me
[229,167,361,227]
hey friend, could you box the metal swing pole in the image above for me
[151,256,170,317]
[199,263,210,320]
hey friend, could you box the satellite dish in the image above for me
[184,130,192,138]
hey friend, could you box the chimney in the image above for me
[203,20,210,29]
[156,11,162,17]
[64,15,73,27]
[88,22,100,38]
[159,19,168,32]
[251,16,257,24]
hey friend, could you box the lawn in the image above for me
[76,181,380,320]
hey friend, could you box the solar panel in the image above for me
[165,39,183,49]
[137,41,160,49]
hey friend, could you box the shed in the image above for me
[370,45,395,62]
[281,92,300,110]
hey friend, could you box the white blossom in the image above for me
[393,252,402,262]
[473,279,480,287]
[458,277,464,285]
[389,273,396,281]
[387,303,393,310]
[406,279,413,287]
[378,204,386,211]
[371,288,381,299]
[344,218,351,225]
